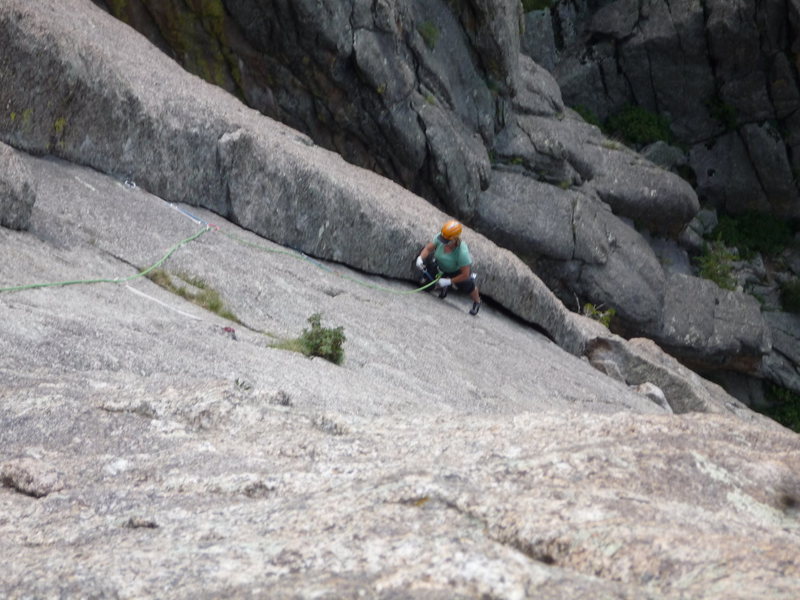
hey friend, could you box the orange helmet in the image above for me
[441,219,462,240]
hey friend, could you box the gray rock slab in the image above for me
[2,377,799,599]
[6,153,661,419]
[657,273,770,369]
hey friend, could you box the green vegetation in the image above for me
[713,211,793,259]
[583,303,616,328]
[572,104,602,127]
[760,383,800,433]
[273,313,346,365]
[54,117,67,135]
[521,0,555,11]
[781,278,800,314]
[605,104,673,146]
[418,21,440,49]
[694,241,737,290]
[147,269,240,323]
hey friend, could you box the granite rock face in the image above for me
[0,153,798,600]
[79,0,785,389]
[1,3,800,597]
[535,0,800,220]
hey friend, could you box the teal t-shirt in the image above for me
[433,235,472,274]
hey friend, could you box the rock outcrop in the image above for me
[2,2,800,598]
[0,137,797,600]
[536,0,800,221]
[0,0,748,412]
[82,0,788,393]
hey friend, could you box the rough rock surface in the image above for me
[0,0,754,385]
[0,141,36,230]
[0,0,576,356]
[77,0,784,388]
[2,152,799,600]
[0,2,799,597]
[536,0,800,219]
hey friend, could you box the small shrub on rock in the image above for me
[694,241,736,290]
[274,313,345,365]
[583,303,616,328]
[605,105,673,146]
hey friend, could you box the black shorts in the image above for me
[442,270,476,293]
[420,256,476,293]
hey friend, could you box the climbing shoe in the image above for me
[469,301,481,316]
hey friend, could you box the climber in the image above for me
[415,219,482,316]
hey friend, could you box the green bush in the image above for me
[275,313,346,365]
[694,241,736,290]
[760,383,800,433]
[713,211,793,258]
[605,105,673,146]
[781,278,800,313]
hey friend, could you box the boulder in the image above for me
[0,142,36,230]
[476,170,577,262]
[548,200,668,330]
[512,55,564,117]
[655,273,770,370]
[477,170,670,331]
[690,131,770,213]
[495,114,699,235]
[587,335,760,418]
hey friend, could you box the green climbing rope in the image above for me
[1,220,437,297]
[0,226,211,293]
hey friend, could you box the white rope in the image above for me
[125,284,203,321]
